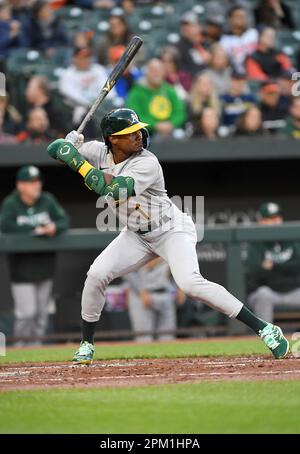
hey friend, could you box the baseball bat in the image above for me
[77,36,143,134]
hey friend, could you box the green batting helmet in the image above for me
[100,108,150,149]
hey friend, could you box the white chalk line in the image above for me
[0,357,271,375]
[1,368,300,383]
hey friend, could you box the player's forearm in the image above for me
[47,139,135,200]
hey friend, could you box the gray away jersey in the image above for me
[79,140,182,232]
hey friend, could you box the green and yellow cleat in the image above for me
[72,341,95,365]
[259,323,289,359]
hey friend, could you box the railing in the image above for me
[1,222,300,302]
[1,137,300,166]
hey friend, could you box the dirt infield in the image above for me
[1,355,300,391]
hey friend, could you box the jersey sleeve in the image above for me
[79,141,106,169]
[123,157,160,196]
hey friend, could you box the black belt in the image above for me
[135,214,171,235]
[149,288,168,293]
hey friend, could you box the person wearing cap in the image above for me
[281,97,300,139]
[58,47,113,135]
[0,166,69,343]
[259,79,289,134]
[176,11,210,77]
[246,202,300,323]
[220,69,256,129]
[245,27,293,81]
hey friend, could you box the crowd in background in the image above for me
[1,0,300,144]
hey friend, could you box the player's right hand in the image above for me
[65,130,84,149]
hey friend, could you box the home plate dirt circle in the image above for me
[1,356,300,391]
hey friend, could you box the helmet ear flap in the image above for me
[141,128,150,149]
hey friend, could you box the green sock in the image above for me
[236,305,268,334]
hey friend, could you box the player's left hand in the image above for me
[65,130,84,149]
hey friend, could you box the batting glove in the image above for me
[65,130,84,149]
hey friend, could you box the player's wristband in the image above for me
[78,161,94,178]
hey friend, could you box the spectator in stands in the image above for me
[246,27,293,81]
[206,44,233,96]
[28,0,68,53]
[160,46,192,100]
[259,80,289,133]
[235,105,264,136]
[119,0,135,15]
[0,1,28,64]
[107,45,142,100]
[74,0,116,8]
[246,202,300,323]
[0,165,69,344]
[220,5,258,72]
[25,75,69,136]
[202,15,224,46]
[96,14,132,66]
[0,93,22,136]
[73,30,94,50]
[16,107,55,143]
[220,70,256,130]
[254,0,294,30]
[0,113,16,143]
[188,72,221,130]
[281,97,300,139]
[9,0,32,31]
[127,58,187,138]
[176,11,210,77]
[277,69,294,110]
[58,47,111,132]
[192,106,220,140]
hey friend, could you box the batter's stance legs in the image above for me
[73,228,289,364]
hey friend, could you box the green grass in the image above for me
[0,338,271,364]
[1,381,300,434]
[1,338,298,434]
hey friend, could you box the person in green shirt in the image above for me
[0,165,69,344]
[126,58,187,138]
[281,97,300,139]
[246,202,300,322]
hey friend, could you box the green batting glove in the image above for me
[47,139,65,160]
[56,141,85,172]
[84,168,106,194]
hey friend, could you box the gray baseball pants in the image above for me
[128,290,176,342]
[81,216,243,323]
[12,280,52,338]
[248,285,300,322]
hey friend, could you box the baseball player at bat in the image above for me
[47,108,289,364]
